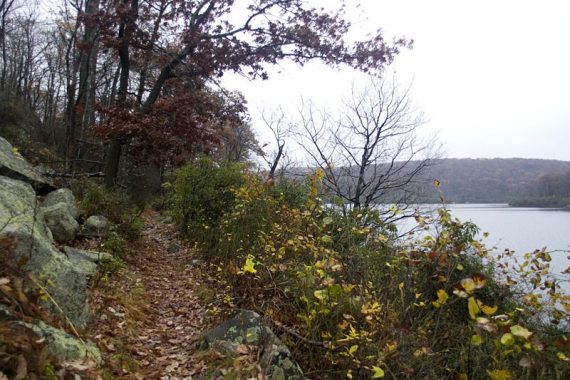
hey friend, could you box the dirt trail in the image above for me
[87,211,219,379]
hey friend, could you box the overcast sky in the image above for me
[222,0,570,161]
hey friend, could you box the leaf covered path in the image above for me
[88,211,221,379]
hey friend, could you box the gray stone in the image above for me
[201,310,305,379]
[82,215,109,237]
[167,242,180,253]
[20,321,101,364]
[0,136,55,194]
[63,246,113,276]
[43,202,80,243]
[42,188,80,219]
[63,246,113,264]
[0,176,90,327]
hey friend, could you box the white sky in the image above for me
[222,0,570,161]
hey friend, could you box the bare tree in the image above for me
[260,107,295,179]
[218,121,262,163]
[298,77,438,219]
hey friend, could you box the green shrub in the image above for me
[102,224,127,256]
[72,179,144,246]
[270,177,309,209]
[170,166,570,379]
[168,157,245,248]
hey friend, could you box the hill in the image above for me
[419,158,570,203]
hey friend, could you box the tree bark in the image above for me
[104,138,122,188]
[104,0,138,188]
[74,0,100,165]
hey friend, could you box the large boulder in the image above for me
[0,176,90,327]
[200,310,305,380]
[0,136,55,194]
[42,188,80,219]
[81,215,109,238]
[43,202,80,243]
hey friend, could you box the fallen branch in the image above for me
[43,172,104,178]
[271,319,330,348]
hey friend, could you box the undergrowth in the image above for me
[169,158,570,379]
[72,179,144,256]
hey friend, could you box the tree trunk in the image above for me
[104,138,122,188]
[103,0,138,188]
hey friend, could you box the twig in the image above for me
[271,319,330,348]
[27,274,85,345]
[43,172,104,178]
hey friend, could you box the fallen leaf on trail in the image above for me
[61,359,97,372]
[15,355,27,380]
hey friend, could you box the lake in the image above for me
[406,203,570,289]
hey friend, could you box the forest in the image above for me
[418,158,570,204]
[1,1,570,379]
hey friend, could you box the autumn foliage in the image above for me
[169,159,570,379]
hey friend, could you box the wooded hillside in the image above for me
[420,158,570,203]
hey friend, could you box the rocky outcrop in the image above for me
[42,202,80,243]
[0,136,54,194]
[42,188,80,219]
[0,176,90,327]
[0,136,112,372]
[200,310,305,380]
[81,215,109,237]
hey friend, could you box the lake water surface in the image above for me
[421,204,570,287]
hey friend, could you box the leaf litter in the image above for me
[86,211,227,379]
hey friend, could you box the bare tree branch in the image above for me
[298,76,440,217]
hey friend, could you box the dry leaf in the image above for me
[15,355,27,380]
[62,359,97,372]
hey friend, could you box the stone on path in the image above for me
[201,310,305,380]
[81,215,109,238]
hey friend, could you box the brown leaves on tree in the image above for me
[95,79,247,165]
[91,0,410,168]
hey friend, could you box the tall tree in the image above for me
[70,0,100,166]
[93,0,410,187]
[0,0,18,87]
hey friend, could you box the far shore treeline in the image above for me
[285,158,570,206]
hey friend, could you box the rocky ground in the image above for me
[1,135,304,379]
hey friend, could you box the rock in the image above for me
[42,188,80,219]
[20,321,101,364]
[63,246,113,276]
[167,242,180,253]
[82,215,109,237]
[63,246,113,264]
[200,310,304,379]
[43,202,80,243]
[0,136,55,194]
[0,176,91,327]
